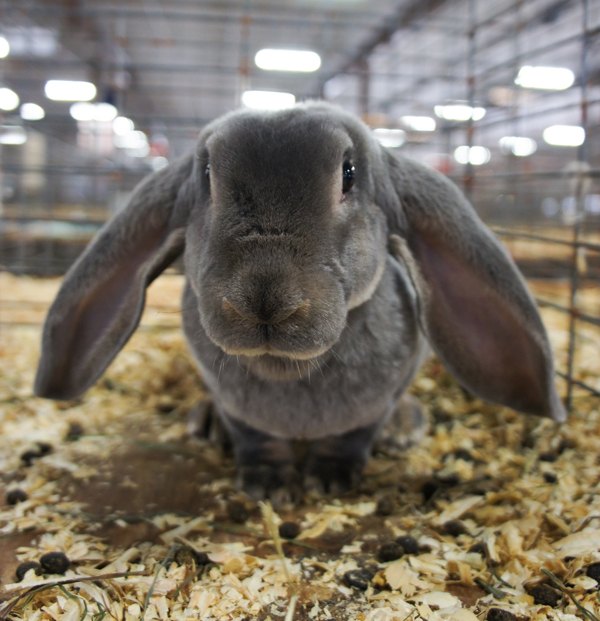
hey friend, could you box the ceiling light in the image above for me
[499,136,537,157]
[45,80,97,102]
[93,102,118,122]
[434,103,486,122]
[20,102,45,121]
[454,145,491,166]
[0,87,19,111]
[373,128,406,148]
[400,115,436,132]
[515,65,575,91]
[0,125,27,145]
[255,48,321,73]
[113,116,134,135]
[114,130,148,150]
[70,102,95,121]
[543,125,585,147]
[0,36,9,59]
[241,90,296,111]
[70,102,117,122]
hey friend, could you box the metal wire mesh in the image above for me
[461,0,600,408]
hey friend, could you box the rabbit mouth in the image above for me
[237,352,328,381]
[218,342,331,361]
[208,337,334,380]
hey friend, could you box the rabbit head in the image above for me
[184,107,388,380]
[34,101,566,424]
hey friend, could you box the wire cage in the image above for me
[0,0,598,411]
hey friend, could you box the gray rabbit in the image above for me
[35,102,566,501]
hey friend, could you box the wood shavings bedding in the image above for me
[1,272,599,620]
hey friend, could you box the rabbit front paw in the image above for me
[303,456,365,495]
[303,421,379,495]
[237,462,301,506]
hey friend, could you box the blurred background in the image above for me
[0,0,598,407]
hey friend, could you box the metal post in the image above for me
[564,0,591,412]
[464,0,477,200]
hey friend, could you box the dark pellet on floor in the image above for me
[39,551,71,575]
[278,521,301,539]
[376,542,404,563]
[6,488,28,505]
[342,569,373,591]
[395,535,420,555]
[15,561,41,582]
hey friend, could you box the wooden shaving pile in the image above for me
[1,273,599,621]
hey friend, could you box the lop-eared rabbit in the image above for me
[35,102,566,502]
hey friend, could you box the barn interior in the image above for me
[0,1,599,619]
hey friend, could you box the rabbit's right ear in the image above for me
[379,151,566,422]
[34,154,196,400]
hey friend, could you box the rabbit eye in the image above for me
[205,163,211,177]
[342,160,355,194]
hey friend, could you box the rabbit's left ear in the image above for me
[379,151,566,422]
[34,154,196,400]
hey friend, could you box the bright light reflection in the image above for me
[70,102,117,122]
[0,36,10,59]
[543,125,585,147]
[45,80,97,101]
[113,116,134,135]
[0,87,20,111]
[499,136,537,157]
[401,115,436,131]
[434,103,486,122]
[515,65,575,91]
[241,90,296,110]
[114,130,148,150]
[255,49,321,73]
[0,125,27,145]
[20,102,45,120]
[454,145,491,166]
[373,128,406,148]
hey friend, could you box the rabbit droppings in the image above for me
[35,102,566,502]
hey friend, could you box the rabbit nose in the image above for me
[222,296,310,326]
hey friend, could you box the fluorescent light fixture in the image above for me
[543,125,585,147]
[93,102,117,122]
[70,102,117,122]
[70,102,95,121]
[400,115,436,132]
[113,116,134,135]
[454,145,491,166]
[373,128,406,148]
[515,65,575,91]
[0,36,9,58]
[499,136,537,157]
[241,90,296,110]
[0,125,27,145]
[45,80,97,101]
[434,103,486,122]
[20,102,45,121]
[114,130,148,150]
[255,48,321,73]
[0,87,19,111]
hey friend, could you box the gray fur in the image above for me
[34,102,566,498]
